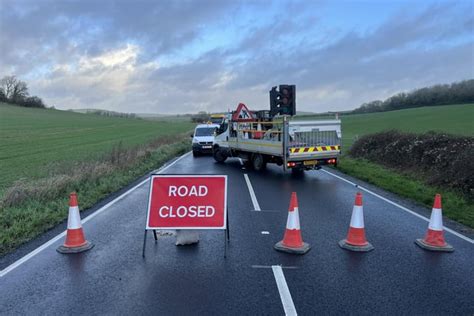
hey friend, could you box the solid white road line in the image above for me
[0,151,192,278]
[321,168,474,244]
[272,265,297,316]
[244,174,261,211]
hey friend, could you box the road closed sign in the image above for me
[146,175,227,229]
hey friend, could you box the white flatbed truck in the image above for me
[212,104,342,173]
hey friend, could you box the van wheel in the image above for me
[251,154,266,171]
[213,148,227,163]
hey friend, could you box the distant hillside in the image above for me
[342,103,474,148]
[352,79,474,114]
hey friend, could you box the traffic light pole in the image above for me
[283,115,289,172]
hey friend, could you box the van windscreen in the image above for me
[195,127,216,136]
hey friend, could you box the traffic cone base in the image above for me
[339,192,374,252]
[57,241,94,254]
[57,192,94,254]
[344,227,369,247]
[339,239,374,252]
[274,192,311,255]
[415,194,454,253]
[274,241,311,254]
[415,239,453,252]
[281,229,303,248]
[64,228,88,248]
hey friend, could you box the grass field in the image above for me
[0,103,195,255]
[0,103,194,194]
[330,103,474,228]
[297,103,474,148]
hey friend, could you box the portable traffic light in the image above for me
[279,85,295,115]
[269,85,296,117]
[269,86,278,115]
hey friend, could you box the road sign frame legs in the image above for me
[142,230,148,258]
[226,210,230,242]
[142,229,159,258]
[224,208,230,258]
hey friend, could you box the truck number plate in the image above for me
[304,160,318,166]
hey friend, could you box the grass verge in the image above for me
[337,157,474,228]
[0,136,190,256]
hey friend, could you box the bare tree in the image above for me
[12,80,28,102]
[0,88,6,102]
[0,75,29,102]
[0,76,16,99]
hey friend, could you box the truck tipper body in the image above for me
[213,103,342,173]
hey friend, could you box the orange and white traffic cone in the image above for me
[57,192,94,254]
[339,192,374,252]
[415,194,454,252]
[274,192,311,254]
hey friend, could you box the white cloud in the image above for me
[1,1,472,114]
[79,44,139,70]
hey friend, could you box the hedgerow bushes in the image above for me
[349,131,474,200]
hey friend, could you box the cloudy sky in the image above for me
[0,0,473,114]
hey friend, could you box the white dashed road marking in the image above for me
[244,174,261,211]
[272,265,297,316]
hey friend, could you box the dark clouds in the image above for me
[0,0,472,113]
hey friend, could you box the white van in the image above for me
[191,123,219,157]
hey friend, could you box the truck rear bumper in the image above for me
[286,156,338,169]
[288,152,340,161]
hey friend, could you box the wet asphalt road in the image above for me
[1,153,473,315]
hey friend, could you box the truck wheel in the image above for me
[213,148,227,163]
[251,154,266,171]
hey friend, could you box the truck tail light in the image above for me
[287,162,296,168]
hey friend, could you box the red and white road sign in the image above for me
[146,175,227,229]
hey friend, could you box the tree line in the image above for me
[78,109,138,119]
[191,111,211,123]
[352,79,474,114]
[0,75,47,108]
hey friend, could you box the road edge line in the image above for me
[321,168,474,244]
[244,174,261,211]
[0,151,191,277]
[272,265,297,316]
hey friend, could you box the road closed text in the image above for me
[159,205,215,218]
[146,176,227,229]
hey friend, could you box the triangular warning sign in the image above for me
[232,103,254,121]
